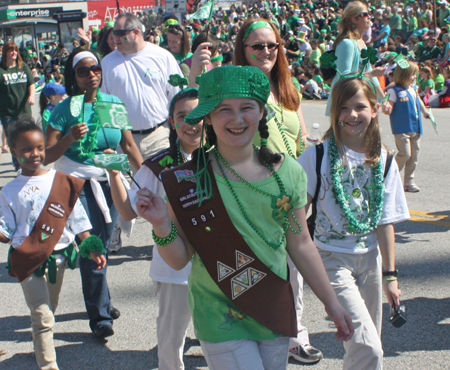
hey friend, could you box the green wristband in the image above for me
[152,222,178,247]
[383,276,398,281]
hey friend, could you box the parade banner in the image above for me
[87,0,159,28]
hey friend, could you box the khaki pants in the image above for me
[394,132,420,185]
[287,257,310,348]
[155,282,191,370]
[132,121,171,160]
[20,264,66,370]
[319,248,383,370]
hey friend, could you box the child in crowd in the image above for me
[135,65,353,370]
[107,88,202,370]
[298,75,409,369]
[39,82,66,132]
[0,116,105,370]
[385,61,430,192]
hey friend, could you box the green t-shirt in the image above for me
[408,16,418,31]
[253,102,300,157]
[188,156,307,342]
[390,14,402,30]
[419,78,435,91]
[309,48,322,66]
[434,73,445,90]
[172,51,193,63]
[313,74,323,85]
[0,63,33,118]
[292,76,301,92]
[48,93,123,166]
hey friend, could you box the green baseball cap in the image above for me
[185,66,270,126]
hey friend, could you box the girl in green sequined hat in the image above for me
[136,64,354,370]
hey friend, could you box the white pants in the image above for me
[155,282,191,370]
[319,248,383,370]
[200,336,290,370]
[20,264,66,370]
[287,256,309,348]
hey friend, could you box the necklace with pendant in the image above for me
[213,145,301,251]
[328,136,385,234]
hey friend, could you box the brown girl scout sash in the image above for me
[8,171,85,282]
[162,161,297,337]
[143,148,172,180]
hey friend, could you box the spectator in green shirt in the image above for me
[390,7,402,37]
[438,1,450,28]
[308,39,321,66]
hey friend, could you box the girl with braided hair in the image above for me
[136,65,353,370]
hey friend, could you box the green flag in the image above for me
[187,0,215,21]
[96,101,132,130]
[93,154,130,172]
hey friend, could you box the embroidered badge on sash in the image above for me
[236,251,254,269]
[232,281,249,299]
[218,262,236,281]
[41,232,49,242]
[48,203,65,218]
[174,169,196,183]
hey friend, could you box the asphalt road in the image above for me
[0,101,449,370]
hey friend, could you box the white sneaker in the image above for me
[289,344,323,364]
[109,226,122,253]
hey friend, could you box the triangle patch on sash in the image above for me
[231,280,248,299]
[217,261,236,282]
[231,269,250,287]
[250,268,266,286]
[41,232,49,242]
[236,250,254,270]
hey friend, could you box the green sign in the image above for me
[96,101,132,130]
[0,7,63,20]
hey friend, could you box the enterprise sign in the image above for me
[0,7,63,20]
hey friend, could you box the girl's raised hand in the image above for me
[325,302,354,342]
[136,188,169,226]
[189,42,212,87]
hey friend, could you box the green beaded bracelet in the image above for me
[152,222,178,247]
[383,276,398,281]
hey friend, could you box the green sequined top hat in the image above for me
[185,65,271,126]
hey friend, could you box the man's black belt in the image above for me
[131,120,166,135]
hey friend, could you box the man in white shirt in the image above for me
[101,12,181,160]
[100,12,181,252]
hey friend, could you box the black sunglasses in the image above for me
[359,12,370,18]
[244,42,279,51]
[112,28,135,37]
[75,64,102,78]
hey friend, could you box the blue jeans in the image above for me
[77,180,118,332]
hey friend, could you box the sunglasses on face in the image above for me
[75,64,102,78]
[112,28,135,37]
[244,42,279,51]
[359,12,370,18]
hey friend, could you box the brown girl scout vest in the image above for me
[8,172,85,282]
[162,161,297,337]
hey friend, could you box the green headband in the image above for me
[169,88,198,117]
[211,55,223,63]
[243,20,273,41]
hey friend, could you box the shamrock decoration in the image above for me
[361,47,378,65]
[271,194,292,217]
[159,155,174,167]
[168,74,188,89]
[320,50,338,70]
[394,53,410,69]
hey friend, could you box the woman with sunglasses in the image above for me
[234,19,327,365]
[166,23,192,64]
[326,1,387,116]
[43,49,143,339]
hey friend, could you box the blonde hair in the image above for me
[394,61,419,87]
[334,1,367,48]
[324,77,382,165]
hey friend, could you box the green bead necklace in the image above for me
[213,146,301,251]
[271,103,303,159]
[329,136,385,234]
[176,140,188,165]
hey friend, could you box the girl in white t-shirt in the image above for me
[0,116,105,370]
[107,88,201,370]
[298,76,410,370]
